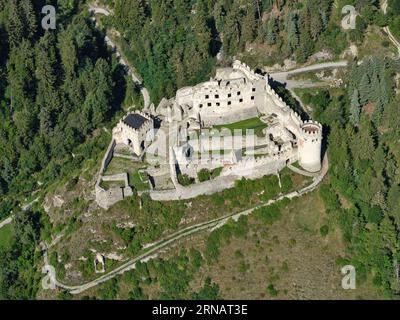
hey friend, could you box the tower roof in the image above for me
[123,113,148,129]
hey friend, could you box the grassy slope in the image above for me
[149,189,380,299]
[0,224,13,249]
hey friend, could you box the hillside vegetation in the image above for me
[0,0,127,299]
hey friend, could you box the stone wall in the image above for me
[185,133,260,153]
[99,139,116,175]
[149,175,239,201]
[220,152,295,179]
[95,185,124,210]
[200,105,259,126]
[95,139,134,210]
[95,173,133,210]
[150,148,298,201]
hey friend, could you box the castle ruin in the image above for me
[95,60,323,208]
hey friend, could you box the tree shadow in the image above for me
[268,78,309,121]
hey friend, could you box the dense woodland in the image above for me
[0,0,125,298]
[102,0,395,104]
[0,0,400,299]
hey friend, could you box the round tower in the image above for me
[298,121,322,172]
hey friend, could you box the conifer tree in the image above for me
[19,0,36,40]
[349,88,361,126]
[265,15,277,45]
[358,73,371,105]
[286,11,299,52]
[7,0,24,48]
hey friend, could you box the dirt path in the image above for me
[0,217,12,230]
[269,61,349,111]
[382,0,400,57]
[89,3,151,109]
[269,61,349,84]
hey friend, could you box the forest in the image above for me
[0,0,126,298]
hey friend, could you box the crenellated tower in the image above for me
[298,120,322,172]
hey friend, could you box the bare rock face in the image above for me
[116,222,135,229]
[309,50,333,62]
[264,59,296,73]
[64,263,72,270]
[341,44,358,59]
[43,194,65,213]
[104,252,124,261]
[53,195,65,208]
[43,196,51,213]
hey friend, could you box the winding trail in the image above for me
[269,61,349,86]
[45,155,328,294]
[0,196,40,230]
[0,217,12,230]
[269,61,349,111]
[89,4,151,109]
[382,0,400,57]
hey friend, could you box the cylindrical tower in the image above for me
[298,121,322,172]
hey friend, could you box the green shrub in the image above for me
[177,173,194,186]
[198,169,211,182]
[320,225,329,236]
[266,284,278,297]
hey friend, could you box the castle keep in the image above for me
[113,112,154,156]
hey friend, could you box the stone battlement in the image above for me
[300,121,322,137]
[232,60,264,81]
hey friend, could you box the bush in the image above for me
[320,225,329,237]
[254,204,281,224]
[198,169,211,182]
[280,174,293,193]
[266,284,278,297]
[238,260,249,273]
[177,173,194,186]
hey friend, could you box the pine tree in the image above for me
[286,11,299,52]
[358,73,371,105]
[192,0,211,59]
[387,184,400,223]
[7,0,24,48]
[310,11,322,40]
[353,114,376,161]
[241,3,257,44]
[58,29,77,81]
[349,88,361,126]
[91,59,113,126]
[373,63,390,123]
[379,214,398,252]
[19,0,36,40]
[265,15,277,45]
[35,32,60,136]
[223,2,242,55]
